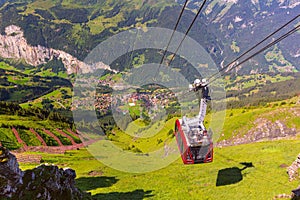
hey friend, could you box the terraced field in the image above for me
[0,126,83,153]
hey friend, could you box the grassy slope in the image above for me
[0,115,69,130]
[16,96,300,199]
[19,139,300,199]
[110,118,177,153]
[0,128,21,149]
[209,96,300,141]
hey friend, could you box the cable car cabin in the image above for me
[174,118,213,164]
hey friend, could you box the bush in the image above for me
[157,139,163,144]
[133,147,142,153]
[280,101,287,106]
[167,129,174,137]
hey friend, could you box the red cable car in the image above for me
[175,119,213,164]
[175,79,213,164]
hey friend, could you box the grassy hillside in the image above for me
[19,139,300,199]
[219,96,300,141]
[0,128,21,149]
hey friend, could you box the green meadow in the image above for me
[19,139,300,200]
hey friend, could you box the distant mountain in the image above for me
[0,0,298,75]
[0,0,176,60]
[181,0,300,74]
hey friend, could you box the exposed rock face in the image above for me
[274,153,300,200]
[278,0,300,8]
[0,147,23,198]
[0,25,115,74]
[0,147,92,200]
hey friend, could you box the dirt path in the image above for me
[11,128,28,151]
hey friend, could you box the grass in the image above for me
[18,138,300,200]
[21,0,58,15]
[88,14,125,35]
[0,61,19,71]
[36,129,59,146]
[62,130,82,144]
[7,76,30,85]
[18,129,42,146]
[0,114,75,148]
[8,91,300,199]
[52,129,72,145]
[216,98,300,141]
[34,69,68,79]
[110,117,177,153]
[0,115,70,130]
[265,45,296,72]
[0,128,20,149]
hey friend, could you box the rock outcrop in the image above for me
[0,25,115,74]
[17,165,91,200]
[287,154,300,181]
[0,147,92,200]
[274,153,300,200]
[217,118,297,147]
[0,147,23,198]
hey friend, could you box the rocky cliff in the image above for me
[0,25,114,74]
[0,147,92,200]
[0,147,23,198]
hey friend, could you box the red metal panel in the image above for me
[175,119,194,164]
